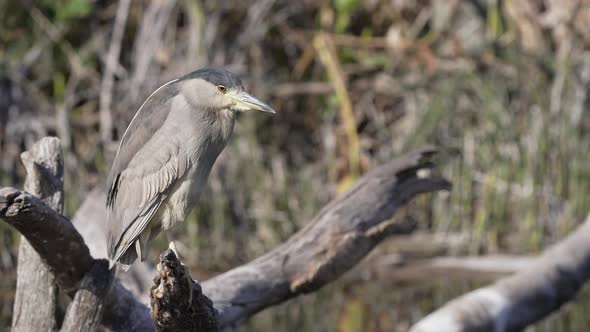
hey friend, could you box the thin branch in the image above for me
[29,8,99,82]
[270,81,333,97]
[129,0,177,103]
[100,0,131,145]
[368,254,534,283]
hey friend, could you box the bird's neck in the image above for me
[215,108,235,142]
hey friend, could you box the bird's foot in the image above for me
[168,241,194,307]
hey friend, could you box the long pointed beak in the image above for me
[230,91,276,114]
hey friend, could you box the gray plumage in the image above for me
[106,68,274,270]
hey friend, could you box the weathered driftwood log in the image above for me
[151,250,219,332]
[12,137,63,332]
[1,143,450,331]
[1,138,135,331]
[201,147,451,328]
[0,188,93,290]
[0,186,153,332]
[410,213,590,332]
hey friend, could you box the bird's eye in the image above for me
[217,85,227,94]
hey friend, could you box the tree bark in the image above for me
[12,137,63,332]
[0,187,151,332]
[410,213,590,332]
[61,260,113,332]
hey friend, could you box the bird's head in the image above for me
[179,68,276,114]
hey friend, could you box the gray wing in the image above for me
[106,79,189,263]
[106,79,179,190]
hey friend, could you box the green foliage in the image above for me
[42,0,92,20]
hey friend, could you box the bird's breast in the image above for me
[156,99,234,230]
[158,177,193,230]
[157,152,217,230]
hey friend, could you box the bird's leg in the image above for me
[166,236,193,306]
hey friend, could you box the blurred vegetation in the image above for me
[0,0,589,331]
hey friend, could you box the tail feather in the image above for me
[111,244,138,271]
[108,229,152,271]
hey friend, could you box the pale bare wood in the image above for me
[367,254,534,283]
[13,242,58,332]
[411,213,590,332]
[12,137,63,332]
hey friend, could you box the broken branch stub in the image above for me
[150,249,219,332]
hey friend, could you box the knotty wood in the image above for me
[150,250,219,332]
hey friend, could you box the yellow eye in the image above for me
[217,85,227,94]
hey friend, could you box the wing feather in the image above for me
[105,79,190,265]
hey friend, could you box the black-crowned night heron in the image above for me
[106,68,275,270]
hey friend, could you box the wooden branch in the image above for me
[1,188,94,291]
[150,250,219,332]
[410,213,590,332]
[61,260,113,332]
[99,0,131,145]
[366,254,534,284]
[2,144,450,331]
[12,137,63,332]
[0,186,153,332]
[13,241,59,332]
[201,147,451,328]
[102,282,154,332]
[2,139,130,332]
